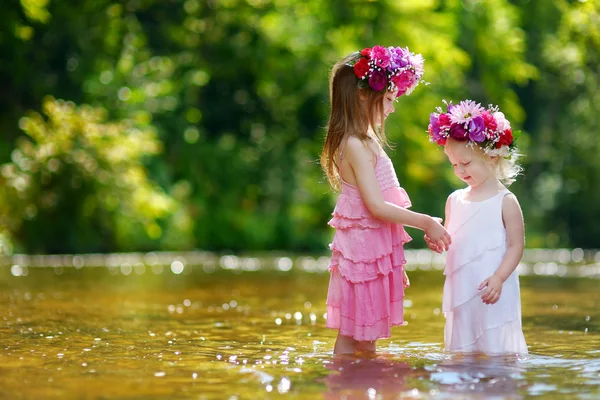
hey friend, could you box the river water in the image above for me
[0,254,598,399]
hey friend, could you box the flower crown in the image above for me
[428,100,519,157]
[350,45,425,97]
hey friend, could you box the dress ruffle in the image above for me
[329,186,412,224]
[444,276,528,354]
[445,317,528,354]
[445,190,507,277]
[328,215,384,230]
[327,186,412,283]
[444,230,505,276]
[326,265,406,341]
[325,183,412,341]
[330,243,407,284]
[442,246,507,311]
[330,223,412,264]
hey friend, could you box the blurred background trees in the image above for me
[1,0,598,255]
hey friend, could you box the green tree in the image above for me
[516,0,600,248]
[1,0,599,254]
[0,97,174,253]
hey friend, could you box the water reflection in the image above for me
[323,355,415,398]
[431,354,528,399]
[321,353,532,399]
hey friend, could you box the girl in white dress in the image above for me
[425,100,528,355]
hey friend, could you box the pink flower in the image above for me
[493,111,511,132]
[428,113,448,145]
[438,113,451,128]
[481,111,498,131]
[371,45,391,68]
[408,53,425,77]
[391,70,415,91]
[449,100,484,124]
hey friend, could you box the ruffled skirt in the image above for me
[325,185,412,341]
[443,247,528,355]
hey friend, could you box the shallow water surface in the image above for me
[0,265,598,399]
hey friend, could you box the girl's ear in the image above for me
[489,155,500,168]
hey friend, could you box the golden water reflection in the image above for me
[0,267,598,399]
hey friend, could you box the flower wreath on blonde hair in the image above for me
[427,99,520,157]
[348,45,425,97]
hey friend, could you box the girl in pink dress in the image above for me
[320,46,451,355]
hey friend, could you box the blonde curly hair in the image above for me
[445,138,523,186]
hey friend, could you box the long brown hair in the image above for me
[320,52,389,191]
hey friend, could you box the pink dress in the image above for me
[325,149,412,341]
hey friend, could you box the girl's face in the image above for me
[382,89,398,120]
[370,89,398,126]
[444,140,495,188]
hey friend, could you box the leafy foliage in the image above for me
[0,97,175,253]
[0,0,598,254]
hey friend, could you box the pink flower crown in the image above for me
[428,100,519,156]
[349,45,425,97]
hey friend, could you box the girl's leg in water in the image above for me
[333,333,357,354]
[356,340,376,353]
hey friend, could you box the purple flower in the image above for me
[429,113,440,130]
[368,70,387,92]
[429,114,449,144]
[449,123,468,140]
[428,113,440,134]
[468,116,486,142]
[389,47,409,69]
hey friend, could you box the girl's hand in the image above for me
[424,234,443,253]
[403,270,410,288]
[478,274,503,304]
[424,217,451,251]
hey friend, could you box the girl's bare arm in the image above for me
[343,137,451,249]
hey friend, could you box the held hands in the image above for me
[424,217,451,253]
[478,274,503,304]
[424,234,443,253]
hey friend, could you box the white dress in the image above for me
[443,188,528,355]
